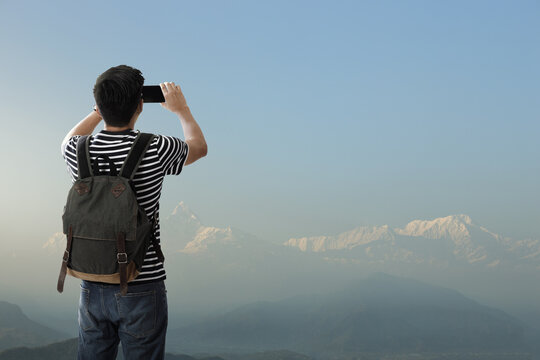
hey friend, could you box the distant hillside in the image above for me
[0,337,309,360]
[0,338,213,360]
[0,338,77,360]
[169,273,535,358]
[216,350,310,360]
[0,301,69,351]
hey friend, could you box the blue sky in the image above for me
[0,0,538,249]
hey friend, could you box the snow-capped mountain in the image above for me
[160,201,266,255]
[284,214,540,270]
[159,201,204,250]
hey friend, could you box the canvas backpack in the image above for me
[57,132,165,295]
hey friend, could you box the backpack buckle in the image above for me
[117,252,128,264]
[62,250,70,262]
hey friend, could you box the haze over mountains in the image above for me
[1,274,537,359]
[39,202,540,319]
[168,273,537,358]
[2,201,540,357]
[46,202,540,271]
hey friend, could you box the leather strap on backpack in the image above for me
[57,226,73,293]
[117,232,128,296]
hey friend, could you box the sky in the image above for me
[0,0,538,251]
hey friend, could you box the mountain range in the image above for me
[149,203,540,272]
[41,202,540,328]
[284,214,540,270]
[46,202,540,272]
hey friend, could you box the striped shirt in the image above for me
[61,128,189,284]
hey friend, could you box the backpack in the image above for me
[57,132,165,295]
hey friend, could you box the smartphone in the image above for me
[142,85,165,103]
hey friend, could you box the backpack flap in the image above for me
[64,177,138,241]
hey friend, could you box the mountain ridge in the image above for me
[284,214,540,270]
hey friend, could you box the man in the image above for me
[61,65,207,360]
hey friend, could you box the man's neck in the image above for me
[103,125,133,132]
[103,117,137,132]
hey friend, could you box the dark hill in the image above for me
[0,301,68,351]
[0,337,222,360]
[168,273,534,357]
[0,338,77,360]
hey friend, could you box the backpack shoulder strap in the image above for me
[119,132,155,180]
[76,135,93,179]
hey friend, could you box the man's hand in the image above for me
[160,82,188,114]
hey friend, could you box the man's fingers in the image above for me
[160,83,168,94]
[161,81,182,99]
[167,82,181,91]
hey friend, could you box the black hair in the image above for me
[93,65,144,127]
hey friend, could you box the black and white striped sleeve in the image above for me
[156,135,189,175]
[61,135,82,180]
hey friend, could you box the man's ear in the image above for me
[95,106,102,117]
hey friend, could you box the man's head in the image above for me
[93,65,144,127]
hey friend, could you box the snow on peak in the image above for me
[395,214,473,240]
[179,226,236,254]
[284,225,394,252]
[168,201,202,226]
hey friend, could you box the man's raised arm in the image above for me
[160,82,207,166]
[61,109,102,152]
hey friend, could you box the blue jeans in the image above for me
[77,280,168,360]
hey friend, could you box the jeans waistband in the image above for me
[82,279,164,289]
